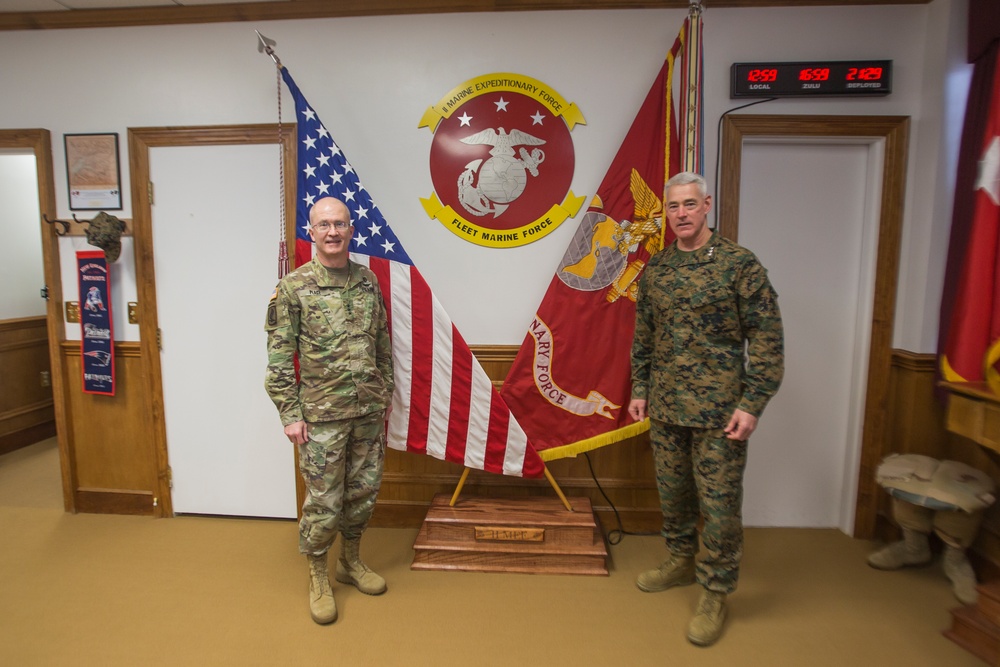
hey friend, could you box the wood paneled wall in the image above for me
[60,342,156,515]
[0,317,55,455]
[885,350,1000,574]
[371,345,663,533]
[57,338,1000,567]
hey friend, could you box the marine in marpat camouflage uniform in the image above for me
[629,172,784,647]
[265,197,394,625]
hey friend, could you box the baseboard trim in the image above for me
[0,420,56,456]
[74,488,155,515]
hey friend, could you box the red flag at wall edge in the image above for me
[940,48,1000,392]
[501,13,698,461]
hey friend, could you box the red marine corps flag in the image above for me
[280,65,545,478]
[940,46,1000,391]
[502,12,702,460]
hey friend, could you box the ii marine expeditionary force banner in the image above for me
[77,250,115,395]
[419,73,586,248]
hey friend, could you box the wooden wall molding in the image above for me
[0,400,55,422]
[0,316,47,332]
[0,1,931,32]
[891,348,937,372]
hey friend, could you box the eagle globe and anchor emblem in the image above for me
[457,127,546,218]
[419,73,586,248]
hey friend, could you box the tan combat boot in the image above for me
[307,553,337,624]
[687,588,728,647]
[943,545,979,605]
[866,528,932,570]
[335,537,387,595]
[636,554,696,592]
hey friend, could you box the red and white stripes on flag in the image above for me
[281,66,545,478]
[355,255,541,476]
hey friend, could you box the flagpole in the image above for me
[449,465,572,511]
[449,468,471,506]
[256,30,290,279]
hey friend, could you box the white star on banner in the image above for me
[303,135,317,150]
[317,154,331,167]
[303,164,316,178]
[316,181,330,195]
[356,205,369,219]
[381,239,395,254]
[354,233,368,247]
[332,172,344,185]
[303,193,316,207]
[458,112,473,127]
[977,135,1000,206]
[531,111,545,125]
[495,97,509,112]
[302,108,316,121]
[343,188,356,202]
[317,126,330,139]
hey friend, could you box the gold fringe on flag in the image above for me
[538,419,650,462]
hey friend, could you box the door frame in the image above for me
[0,130,70,508]
[719,114,909,539]
[128,124,297,517]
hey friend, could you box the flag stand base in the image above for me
[449,465,574,511]
[411,493,609,576]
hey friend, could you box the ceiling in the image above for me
[0,0,932,32]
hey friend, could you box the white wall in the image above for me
[0,1,965,351]
[0,153,44,320]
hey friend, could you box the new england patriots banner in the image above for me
[77,250,115,395]
[280,66,545,478]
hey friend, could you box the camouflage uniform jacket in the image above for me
[631,232,784,427]
[265,257,394,426]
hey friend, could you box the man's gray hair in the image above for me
[665,171,708,198]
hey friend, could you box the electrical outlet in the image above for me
[40,371,51,387]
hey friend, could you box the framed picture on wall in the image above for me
[64,133,122,211]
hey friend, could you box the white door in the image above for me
[736,140,881,532]
[150,144,296,518]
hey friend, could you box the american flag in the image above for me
[281,67,545,478]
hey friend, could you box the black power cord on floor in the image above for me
[584,451,658,545]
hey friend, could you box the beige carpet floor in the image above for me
[0,438,984,666]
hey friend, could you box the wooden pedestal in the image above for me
[411,493,609,576]
[944,581,1000,664]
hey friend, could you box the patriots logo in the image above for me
[83,350,112,367]
[84,286,105,312]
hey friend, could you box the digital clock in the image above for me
[731,60,892,98]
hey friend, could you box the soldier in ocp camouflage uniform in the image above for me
[265,197,394,625]
[629,172,783,647]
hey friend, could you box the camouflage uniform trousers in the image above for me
[650,418,748,594]
[297,410,386,556]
